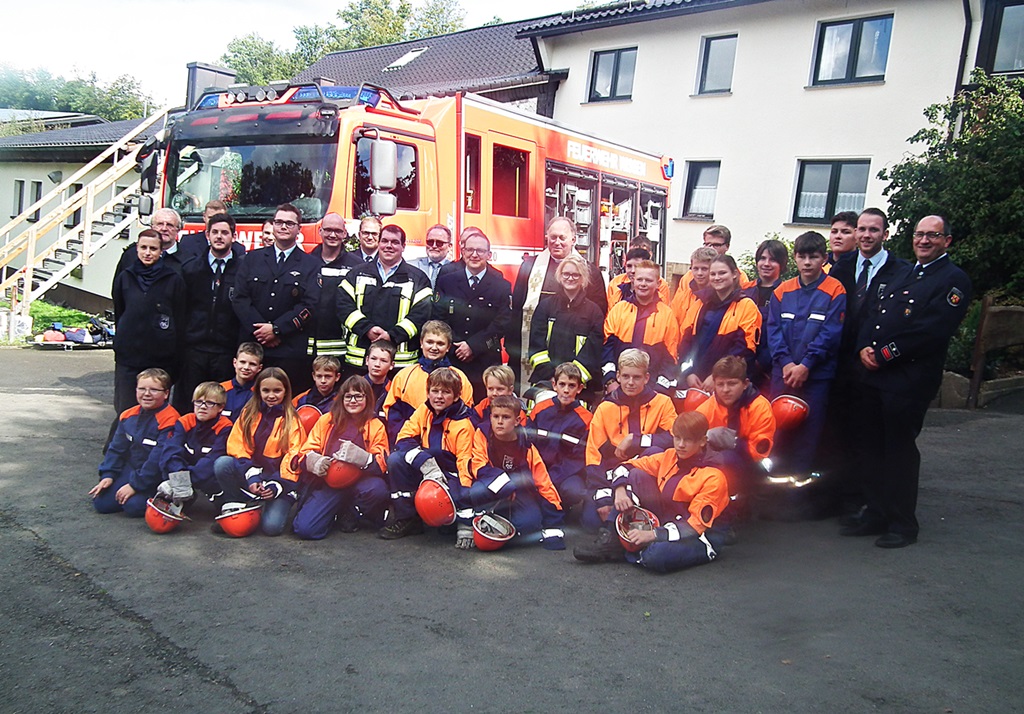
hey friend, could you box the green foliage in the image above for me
[736,232,799,283]
[339,0,413,48]
[879,69,1024,296]
[29,301,91,333]
[407,0,466,40]
[219,34,305,86]
[0,64,152,122]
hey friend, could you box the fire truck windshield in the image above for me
[165,138,337,222]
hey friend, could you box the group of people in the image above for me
[91,200,971,574]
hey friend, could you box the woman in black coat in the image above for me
[111,229,187,414]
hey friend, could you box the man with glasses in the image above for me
[343,216,383,266]
[338,224,433,371]
[841,214,971,548]
[232,203,320,392]
[433,231,512,402]
[410,224,453,288]
[309,213,352,361]
[701,224,754,288]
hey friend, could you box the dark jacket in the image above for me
[528,290,604,390]
[309,244,354,355]
[231,246,321,359]
[433,261,512,369]
[179,250,242,355]
[112,256,187,374]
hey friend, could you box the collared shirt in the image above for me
[275,246,296,263]
[465,267,486,283]
[208,251,233,270]
[377,259,401,282]
[361,251,377,262]
[857,248,888,285]
[915,253,949,272]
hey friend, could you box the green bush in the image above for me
[29,301,91,333]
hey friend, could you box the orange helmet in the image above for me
[414,479,456,527]
[215,502,263,537]
[615,506,661,553]
[472,513,516,551]
[144,498,184,534]
[771,395,809,430]
[673,388,709,413]
[297,404,322,435]
[325,460,362,490]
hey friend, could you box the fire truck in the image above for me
[139,83,673,279]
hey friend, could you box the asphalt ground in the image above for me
[0,347,1021,713]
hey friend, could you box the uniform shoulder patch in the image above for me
[947,287,965,307]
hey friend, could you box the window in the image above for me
[492,144,529,218]
[12,180,24,218]
[352,137,418,216]
[464,134,481,213]
[29,181,42,222]
[681,162,720,218]
[813,15,892,85]
[979,2,1024,73]
[589,47,637,102]
[793,160,869,223]
[65,183,84,227]
[699,35,737,94]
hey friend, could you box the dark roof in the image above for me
[0,118,154,150]
[293,16,560,98]
[518,0,775,37]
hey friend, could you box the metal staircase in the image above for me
[0,109,169,334]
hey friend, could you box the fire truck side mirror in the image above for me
[370,191,398,216]
[370,138,398,191]
[137,195,154,217]
[138,152,159,195]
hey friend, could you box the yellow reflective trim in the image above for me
[529,350,550,368]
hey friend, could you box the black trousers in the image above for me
[263,353,315,395]
[172,348,235,414]
[852,384,929,537]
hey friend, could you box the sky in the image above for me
[1,0,573,107]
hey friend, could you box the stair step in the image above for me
[66,239,83,249]
[54,248,77,260]
[42,258,65,271]
[34,269,52,281]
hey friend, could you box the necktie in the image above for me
[365,254,374,263]
[213,258,224,291]
[469,275,479,291]
[277,251,286,268]
[430,262,441,282]
[854,258,871,311]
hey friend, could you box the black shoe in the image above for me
[875,532,917,549]
[838,505,868,528]
[210,521,224,535]
[573,527,624,563]
[337,510,360,533]
[839,518,887,537]
[378,517,424,540]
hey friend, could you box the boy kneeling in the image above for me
[467,395,565,550]
[574,412,731,573]
[380,367,476,540]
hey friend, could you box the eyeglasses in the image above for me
[560,272,582,280]
[321,228,346,236]
[462,247,488,255]
[360,230,381,238]
[912,231,948,241]
[273,219,299,229]
[343,393,366,402]
[193,400,225,409]
[136,387,168,394]
[426,240,449,248]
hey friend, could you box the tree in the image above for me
[407,0,466,40]
[879,69,1024,296]
[337,0,413,49]
[219,34,302,85]
[0,64,153,122]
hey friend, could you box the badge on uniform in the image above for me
[502,454,515,470]
[158,314,170,330]
[877,283,887,299]
[947,287,964,307]
[880,342,900,361]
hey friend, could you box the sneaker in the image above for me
[378,517,424,540]
[337,510,360,534]
[573,526,624,563]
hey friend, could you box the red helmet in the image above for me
[673,388,709,413]
[296,404,322,435]
[42,329,66,342]
[414,479,456,527]
[771,395,809,430]
[145,498,184,534]
[325,460,362,490]
[215,502,263,537]
[615,506,661,553]
[472,513,516,551]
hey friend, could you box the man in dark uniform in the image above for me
[308,213,352,362]
[342,215,382,267]
[840,214,971,548]
[114,207,185,280]
[337,224,432,372]
[510,216,607,390]
[827,208,909,515]
[173,212,244,413]
[433,231,512,402]
[178,200,236,261]
[231,203,320,393]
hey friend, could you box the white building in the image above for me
[520,0,1015,276]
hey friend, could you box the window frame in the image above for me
[792,159,870,225]
[698,34,738,95]
[491,142,530,219]
[812,14,893,86]
[680,161,721,219]
[28,180,43,222]
[12,179,25,218]
[587,47,638,103]
[978,1,1024,75]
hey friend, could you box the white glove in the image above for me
[168,471,193,501]
[335,440,373,468]
[707,427,738,451]
[304,452,332,477]
[156,480,174,500]
[420,456,445,483]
